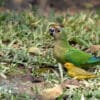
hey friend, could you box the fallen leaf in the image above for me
[41,85,63,99]
[0,51,4,56]
[28,47,43,56]
[0,73,7,79]
[12,43,21,49]
[61,79,80,89]
[86,45,100,53]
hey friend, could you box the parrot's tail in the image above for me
[88,56,100,64]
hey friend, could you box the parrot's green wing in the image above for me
[66,47,93,66]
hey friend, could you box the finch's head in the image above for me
[64,63,73,69]
[49,23,64,39]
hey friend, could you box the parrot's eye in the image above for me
[56,29,60,32]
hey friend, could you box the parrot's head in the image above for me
[49,23,64,40]
[64,63,73,70]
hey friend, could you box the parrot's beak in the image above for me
[49,28,55,37]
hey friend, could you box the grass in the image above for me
[0,10,100,100]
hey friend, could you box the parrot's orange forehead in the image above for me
[49,24,61,31]
[49,23,64,29]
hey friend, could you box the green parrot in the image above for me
[49,25,100,67]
